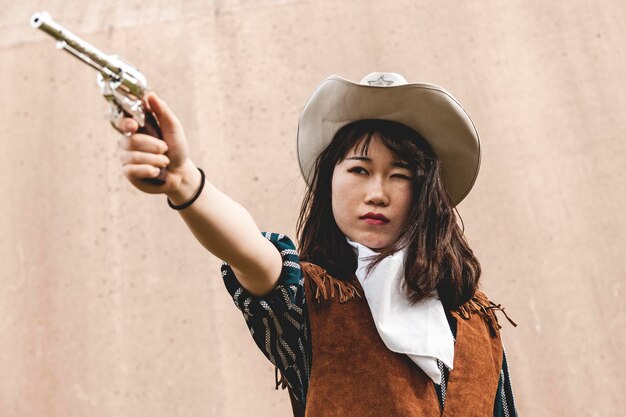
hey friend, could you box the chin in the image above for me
[354,234,390,250]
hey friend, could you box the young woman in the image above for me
[116,72,518,416]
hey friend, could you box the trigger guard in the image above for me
[108,104,129,135]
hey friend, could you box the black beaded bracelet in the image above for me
[167,167,205,210]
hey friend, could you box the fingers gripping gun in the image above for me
[30,11,166,185]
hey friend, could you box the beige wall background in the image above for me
[1,0,624,416]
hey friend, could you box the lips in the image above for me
[360,212,390,223]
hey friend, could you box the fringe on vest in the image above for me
[302,262,362,304]
[457,291,517,337]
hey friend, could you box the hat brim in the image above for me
[297,75,481,206]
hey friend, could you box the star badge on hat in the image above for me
[367,75,395,86]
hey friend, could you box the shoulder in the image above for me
[454,290,517,337]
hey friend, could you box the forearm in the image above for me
[166,160,281,295]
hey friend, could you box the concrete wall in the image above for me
[2,0,625,415]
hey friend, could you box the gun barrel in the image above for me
[30,11,148,99]
[30,12,122,81]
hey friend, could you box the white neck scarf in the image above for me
[346,237,455,384]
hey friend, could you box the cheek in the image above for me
[396,186,413,223]
[331,173,343,214]
[331,170,357,223]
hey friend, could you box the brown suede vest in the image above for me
[288,261,505,417]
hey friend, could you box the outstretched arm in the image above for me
[116,93,282,296]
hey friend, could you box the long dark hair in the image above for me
[296,119,481,309]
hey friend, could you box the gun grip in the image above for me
[136,110,167,185]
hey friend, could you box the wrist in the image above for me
[166,159,203,205]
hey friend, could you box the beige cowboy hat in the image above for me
[296,72,481,206]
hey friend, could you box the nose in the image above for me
[364,177,389,207]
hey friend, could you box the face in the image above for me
[331,134,413,251]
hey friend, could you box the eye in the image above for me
[348,166,369,175]
[392,173,412,180]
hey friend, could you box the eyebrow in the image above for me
[346,156,411,169]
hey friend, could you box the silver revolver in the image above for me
[30,11,167,185]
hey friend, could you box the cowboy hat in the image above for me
[296,72,481,206]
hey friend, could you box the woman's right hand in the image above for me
[115,92,194,196]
